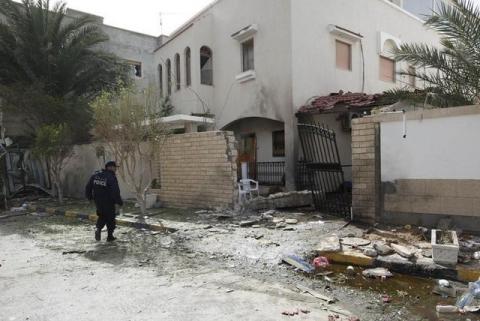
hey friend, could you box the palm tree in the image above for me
[392,0,480,107]
[0,0,128,141]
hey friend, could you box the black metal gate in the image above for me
[297,122,351,217]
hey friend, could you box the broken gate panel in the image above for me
[297,122,351,217]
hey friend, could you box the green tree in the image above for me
[32,124,73,203]
[91,85,171,215]
[0,0,129,142]
[392,0,480,107]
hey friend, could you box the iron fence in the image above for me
[238,161,285,186]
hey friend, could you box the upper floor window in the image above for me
[380,56,396,82]
[127,61,142,78]
[166,59,172,96]
[185,47,191,87]
[200,46,213,86]
[158,64,163,96]
[242,38,254,72]
[174,53,181,91]
[336,40,352,71]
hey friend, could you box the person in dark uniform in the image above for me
[85,161,123,242]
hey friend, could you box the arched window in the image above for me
[200,46,213,85]
[158,64,163,96]
[185,47,191,87]
[166,59,172,96]
[174,53,181,91]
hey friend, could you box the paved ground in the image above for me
[0,210,476,321]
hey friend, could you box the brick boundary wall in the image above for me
[351,118,381,225]
[153,131,238,209]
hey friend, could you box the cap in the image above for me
[105,161,118,168]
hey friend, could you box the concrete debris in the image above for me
[239,220,259,227]
[275,222,287,229]
[416,242,433,250]
[391,243,415,259]
[373,243,394,256]
[317,235,342,253]
[362,268,393,278]
[341,237,371,247]
[422,249,433,258]
[363,249,378,258]
[244,191,313,210]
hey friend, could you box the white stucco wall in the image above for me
[290,0,440,108]
[381,114,480,181]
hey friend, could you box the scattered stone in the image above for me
[226,289,234,293]
[474,252,480,260]
[416,242,432,250]
[272,218,285,224]
[391,243,415,259]
[374,243,394,256]
[195,210,209,214]
[276,222,287,229]
[254,234,264,240]
[285,219,298,225]
[422,249,433,258]
[363,249,378,257]
[404,225,412,230]
[283,226,296,231]
[341,237,371,247]
[435,305,458,313]
[282,309,299,316]
[362,267,393,278]
[204,225,213,230]
[240,220,258,227]
[317,235,342,253]
[252,225,261,228]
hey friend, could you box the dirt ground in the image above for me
[0,209,477,321]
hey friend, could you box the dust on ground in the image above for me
[0,206,477,321]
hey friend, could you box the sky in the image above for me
[11,0,480,37]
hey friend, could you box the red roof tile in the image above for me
[298,91,386,114]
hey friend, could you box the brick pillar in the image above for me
[351,118,380,225]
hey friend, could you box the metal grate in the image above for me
[297,122,351,217]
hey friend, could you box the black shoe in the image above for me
[106,235,116,242]
[95,229,101,241]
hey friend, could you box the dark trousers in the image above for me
[95,203,116,235]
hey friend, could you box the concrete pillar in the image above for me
[351,117,380,225]
[284,116,297,191]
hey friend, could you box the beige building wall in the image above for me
[153,131,238,209]
[352,105,480,231]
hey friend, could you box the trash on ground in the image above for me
[282,255,315,273]
[456,279,480,309]
[313,256,330,269]
[382,294,392,303]
[296,284,335,304]
[362,268,393,279]
[345,266,355,276]
[436,305,459,313]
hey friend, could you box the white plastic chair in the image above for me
[238,179,259,203]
